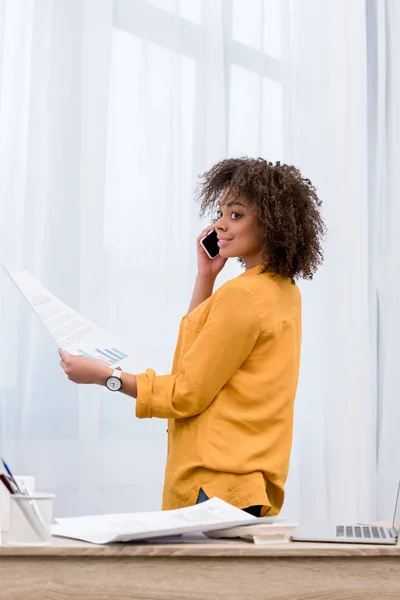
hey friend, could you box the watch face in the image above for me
[107,376,122,391]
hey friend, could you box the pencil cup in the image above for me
[0,475,34,532]
[5,493,55,546]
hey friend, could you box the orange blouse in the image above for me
[136,266,302,516]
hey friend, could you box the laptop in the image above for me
[292,481,400,545]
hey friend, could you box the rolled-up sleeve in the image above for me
[135,286,260,419]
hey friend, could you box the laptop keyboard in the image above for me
[336,525,394,540]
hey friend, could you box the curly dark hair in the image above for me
[197,157,326,281]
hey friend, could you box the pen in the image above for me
[1,458,22,494]
[0,473,15,494]
[19,477,48,534]
[5,475,20,494]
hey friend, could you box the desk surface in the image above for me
[0,535,400,600]
[0,534,398,557]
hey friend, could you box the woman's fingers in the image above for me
[197,227,214,243]
[59,348,72,372]
[58,348,69,361]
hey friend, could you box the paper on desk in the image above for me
[131,533,236,544]
[51,498,258,544]
[2,266,131,369]
[206,520,298,544]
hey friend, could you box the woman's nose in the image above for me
[215,218,227,231]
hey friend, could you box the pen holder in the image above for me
[5,493,55,546]
[0,475,35,532]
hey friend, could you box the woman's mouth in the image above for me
[217,239,232,248]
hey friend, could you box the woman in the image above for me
[59,157,325,517]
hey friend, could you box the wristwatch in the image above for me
[106,369,123,392]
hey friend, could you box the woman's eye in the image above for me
[231,212,242,220]
[216,210,222,219]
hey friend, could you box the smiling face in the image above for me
[198,157,326,280]
[214,192,264,269]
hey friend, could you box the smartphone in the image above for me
[200,229,219,259]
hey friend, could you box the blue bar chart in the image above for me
[78,347,127,366]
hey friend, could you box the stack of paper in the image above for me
[206,520,298,544]
[51,498,260,544]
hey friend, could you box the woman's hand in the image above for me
[59,348,112,385]
[197,227,227,280]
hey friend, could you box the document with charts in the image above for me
[2,265,132,369]
[51,498,259,544]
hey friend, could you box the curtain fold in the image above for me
[375,0,400,520]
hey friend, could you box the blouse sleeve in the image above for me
[135,286,260,419]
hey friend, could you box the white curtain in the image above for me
[0,0,396,524]
[280,0,376,525]
[0,0,283,517]
[373,0,400,521]
[281,0,400,525]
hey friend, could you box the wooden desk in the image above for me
[0,535,399,599]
